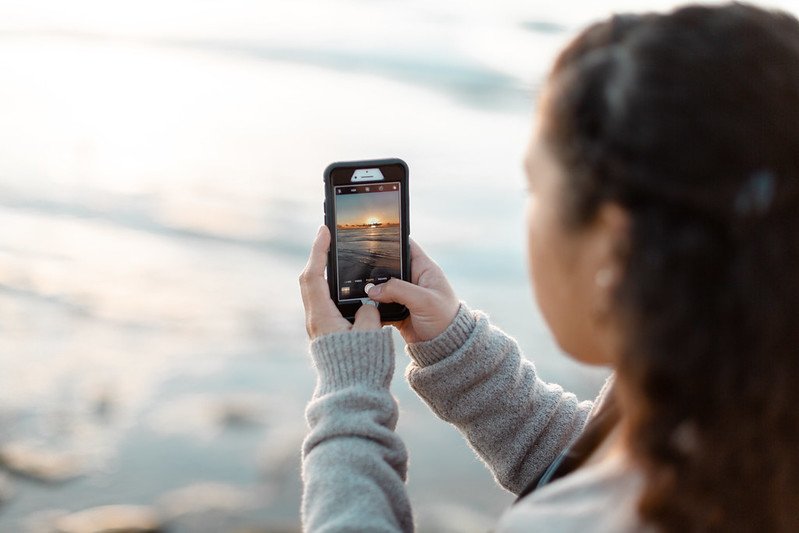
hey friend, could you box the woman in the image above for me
[298,3,799,531]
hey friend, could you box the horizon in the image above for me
[336,221,400,228]
[334,190,401,227]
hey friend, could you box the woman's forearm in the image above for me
[406,304,593,494]
[302,328,413,532]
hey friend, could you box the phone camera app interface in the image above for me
[334,183,402,302]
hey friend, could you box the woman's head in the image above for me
[526,2,799,530]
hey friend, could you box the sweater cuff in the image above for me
[405,303,477,367]
[310,327,395,396]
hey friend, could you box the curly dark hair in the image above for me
[540,2,799,531]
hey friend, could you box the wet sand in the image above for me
[336,226,402,298]
[0,3,619,529]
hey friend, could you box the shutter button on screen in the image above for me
[362,283,378,307]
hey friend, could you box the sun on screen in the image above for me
[366,217,381,227]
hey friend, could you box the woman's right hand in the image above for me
[365,241,460,344]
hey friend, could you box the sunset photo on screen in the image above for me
[334,186,401,300]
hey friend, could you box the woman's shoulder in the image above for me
[495,450,651,533]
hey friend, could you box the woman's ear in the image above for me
[589,202,630,317]
[597,201,631,260]
[580,201,630,364]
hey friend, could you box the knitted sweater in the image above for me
[301,303,645,532]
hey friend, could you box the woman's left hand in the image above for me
[299,225,381,339]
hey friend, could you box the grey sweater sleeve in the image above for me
[302,327,412,533]
[405,303,593,495]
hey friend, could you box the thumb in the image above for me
[352,301,381,331]
[366,278,431,311]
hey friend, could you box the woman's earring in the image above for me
[593,268,615,318]
[595,268,614,288]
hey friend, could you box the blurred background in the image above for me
[0,0,795,531]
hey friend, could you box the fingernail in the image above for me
[366,284,382,296]
[317,225,324,236]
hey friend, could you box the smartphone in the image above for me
[324,158,410,323]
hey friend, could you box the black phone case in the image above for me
[323,158,410,323]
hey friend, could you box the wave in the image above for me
[0,187,309,259]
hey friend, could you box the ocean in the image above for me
[0,0,795,530]
[336,226,402,300]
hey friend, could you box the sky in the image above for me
[335,190,400,227]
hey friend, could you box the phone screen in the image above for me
[334,182,403,302]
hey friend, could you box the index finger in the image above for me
[304,225,331,277]
[409,239,438,285]
[300,225,332,304]
[299,226,347,326]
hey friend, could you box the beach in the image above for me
[3,0,786,530]
[336,226,402,299]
